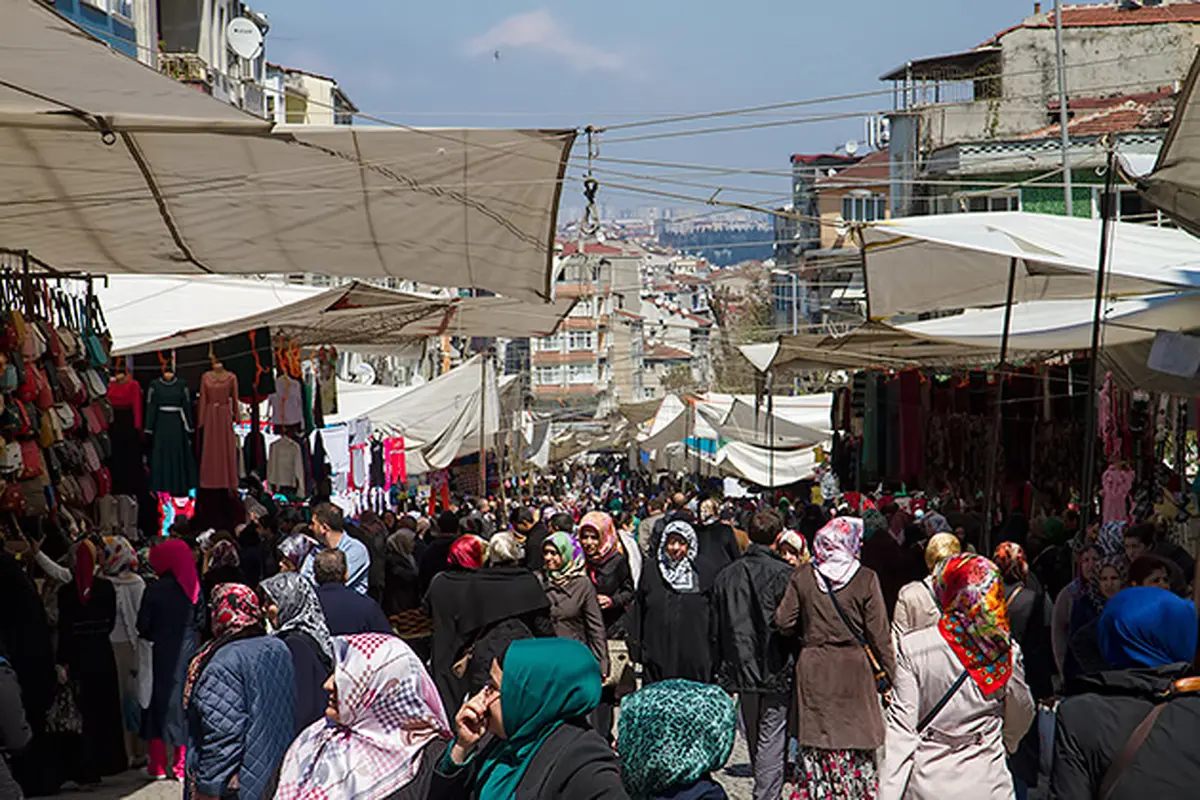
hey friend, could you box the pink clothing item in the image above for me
[107,378,144,431]
[149,538,200,604]
[384,436,406,487]
[1101,466,1135,526]
[197,370,239,490]
[812,516,864,592]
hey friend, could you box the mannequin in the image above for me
[106,357,147,496]
[197,355,240,490]
[145,360,196,497]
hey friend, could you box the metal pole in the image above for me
[1054,0,1073,216]
[791,273,798,336]
[1080,146,1118,531]
[767,370,775,490]
[479,351,488,496]
[983,257,1019,555]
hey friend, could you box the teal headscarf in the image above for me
[476,638,601,799]
[618,679,736,799]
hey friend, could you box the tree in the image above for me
[709,277,775,393]
[661,364,697,393]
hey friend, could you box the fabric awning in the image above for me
[0,1,575,302]
[739,322,993,373]
[862,212,1200,317]
[1137,49,1200,235]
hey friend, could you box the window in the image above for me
[537,366,562,385]
[569,364,596,385]
[1092,186,1168,225]
[570,298,595,318]
[841,193,887,222]
[568,331,594,351]
[537,334,562,353]
[950,192,1019,214]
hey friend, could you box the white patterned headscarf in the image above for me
[812,516,864,592]
[275,634,451,800]
[658,519,699,593]
[261,571,334,662]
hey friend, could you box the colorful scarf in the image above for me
[208,539,240,570]
[1088,522,1130,613]
[150,538,200,604]
[262,572,334,662]
[544,531,587,587]
[993,542,1029,584]
[278,533,320,571]
[448,535,485,570]
[812,517,863,592]
[75,540,97,605]
[101,536,138,580]
[935,554,1012,697]
[276,634,450,800]
[579,511,619,563]
[618,679,736,799]
[657,520,698,593]
[183,583,264,709]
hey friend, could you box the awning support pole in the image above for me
[479,351,488,497]
[983,256,1018,555]
[1080,145,1118,532]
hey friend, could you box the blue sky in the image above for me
[254,0,1037,212]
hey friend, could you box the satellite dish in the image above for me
[352,362,377,385]
[227,17,263,60]
[844,140,859,156]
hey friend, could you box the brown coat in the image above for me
[542,574,610,675]
[775,564,895,750]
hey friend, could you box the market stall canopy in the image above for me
[0,0,574,303]
[323,380,411,428]
[694,396,828,449]
[717,440,824,488]
[395,295,575,339]
[1137,49,1200,235]
[739,322,993,373]
[862,212,1200,317]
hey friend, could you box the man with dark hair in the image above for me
[301,502,371,595]
[638,496,665,558]
[513,506,549,572]
[711,509,794,800]
[1124,522,1192,595]
[417,510,461,597]
[313,549,391,636]
[549,512,575,534]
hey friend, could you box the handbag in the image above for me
[820,571,893,704]
[1098,676,1200,800]
[45,680,83,735]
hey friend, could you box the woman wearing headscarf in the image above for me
[277,531,321,573]
[450,534,486,571]
[432,637,626,798]
[775,516,894,798]
[1064,522,1129,681]
[383,521,421,616]
[633,518,718,684]
[579,511,635,743]
[773,529,809,567]
[277,633,452,800]
[893,533,962,641]
[427,534,490,713]
[202,537,242,594]
[184,583,294,800]
[618,679,736,799]
[992,542,1055,799]
[1052,587,1200,798]
[101,536,149,767]
[541,531,609,676]
[1050,540,1099,677]
[880,554,1035,799]
[261,572,335,733]
[57,540,128,782]
[862,507,909,619]
[138,537,203,780]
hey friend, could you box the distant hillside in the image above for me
[659,228,772,267]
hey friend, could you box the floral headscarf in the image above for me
[262,572,334,662]
[812,517,863,592]
[102,536,138,580]
[658,520,699,593]
[544,531,587,587]
[888,510,912,546]
[934,554,1012,697]
[276,634,451,800]
[448,535,485,571]
[1087,521,1130,613]
[278,533,320,571]
[773,530,810,564]
[579,511,619,562]
[208,539,240,570]
[184,583,264,709]
[993,542,1029,584]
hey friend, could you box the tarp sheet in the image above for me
[739,323,994,373]
[862,212,1200,317]
[1137,49,1200,235]
[718,440,824,488]
[0,0,575,302]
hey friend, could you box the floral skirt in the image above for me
[794,747,876,800]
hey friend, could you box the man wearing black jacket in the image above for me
[513,507,549,572]
[711,510,794,800]
[417,511,461,598]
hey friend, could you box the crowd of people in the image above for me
[0,477,1198,799]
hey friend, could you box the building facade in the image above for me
[158,0,269,115]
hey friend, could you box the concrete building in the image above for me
[264,64,358,126]
[53,0,140,60]
[158,0,269,115]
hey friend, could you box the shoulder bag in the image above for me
[1098,676,1200,800]
[820,570,893,704]
[918,670,970,733]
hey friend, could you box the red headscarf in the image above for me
[150,538,201,604]
[75,540,97,605]
[184,583,264,709]
[447,535,484,570]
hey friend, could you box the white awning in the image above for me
[1138,49,1200,234]
[862,212,1200,317]
[0,1,575,302]
[717,441,824,487]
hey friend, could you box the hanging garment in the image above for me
[1101,466,1135,526]
[197,370,240,490]
[384,437,406,488]
[268,373,303,428]
[348,419,371,491]
[311,431,330,488]
[317,358,338,415]
[267,436,306,495]
[107,377,147,496]
[243,401,267,478]
[369,438,385,488]
[145,377,196,498]
[300,376,315,435]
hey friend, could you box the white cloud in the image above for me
[464,10,629,74]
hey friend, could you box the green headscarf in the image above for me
[618,679,736,799]
[476,638,601,799]
[543,531,587,588]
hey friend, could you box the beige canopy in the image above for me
[1138,49,1200,235]
[0,0,575,303]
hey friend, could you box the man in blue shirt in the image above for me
[301,503,370,595]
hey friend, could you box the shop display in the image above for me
[106,365,145,496]
[197,361,240,490]
[267,433,306,496]
[269,371,303,428]
[145,365,197,498]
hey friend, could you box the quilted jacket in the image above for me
[186,636,295,799]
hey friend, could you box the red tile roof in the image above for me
[1022,89,1176,138]
[557,241,625,256]
[1048,2,1200,27]
[613,308,644,321]
[645,344,693,361]
[790,153,861,167]
[816,149,891,187]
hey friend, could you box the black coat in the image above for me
[695,522,742,574]
[137,574,201,751]
[0,553,55,727]
[316,583,391,636]
[280,630,332,735]
[711,544,795,694]
[425,570,477,713]
[1052,664,1200,800]
[431,718,628,799]
[522,521,550,572]
[0,659,32,800]
[587,552,635,640]
[383,738,449,800]
[631,555,718,684]
[418,535,458,598]
[1004,578,1055,786]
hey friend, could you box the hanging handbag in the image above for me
[820,571,893,705]
[19,440,43,480]
[81,439,101,473]
[94,466,112,498]
[0,362,17,394]
[0,441,23,474]
[45,680,83,735]
[33,366,53,411]
[0,481,25,515]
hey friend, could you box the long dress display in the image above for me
[145,376,197,497]
[106,376,145,496]
[197,369,239,490]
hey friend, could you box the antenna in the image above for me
[844,140,859,157]
[227,17,264,60]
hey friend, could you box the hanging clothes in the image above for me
[317,353,338,415]
[107,377,147,496]
[384,436,406,488]
[348,419,372,491]
[311,430,331,488]
[197,370,240,490]
[1102,465,1135,526]
[369,438,385,488]
[269,372,304,428]
[267,436,307,495]
[145,377,197,498]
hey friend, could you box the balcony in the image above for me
[160,53,211,90]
